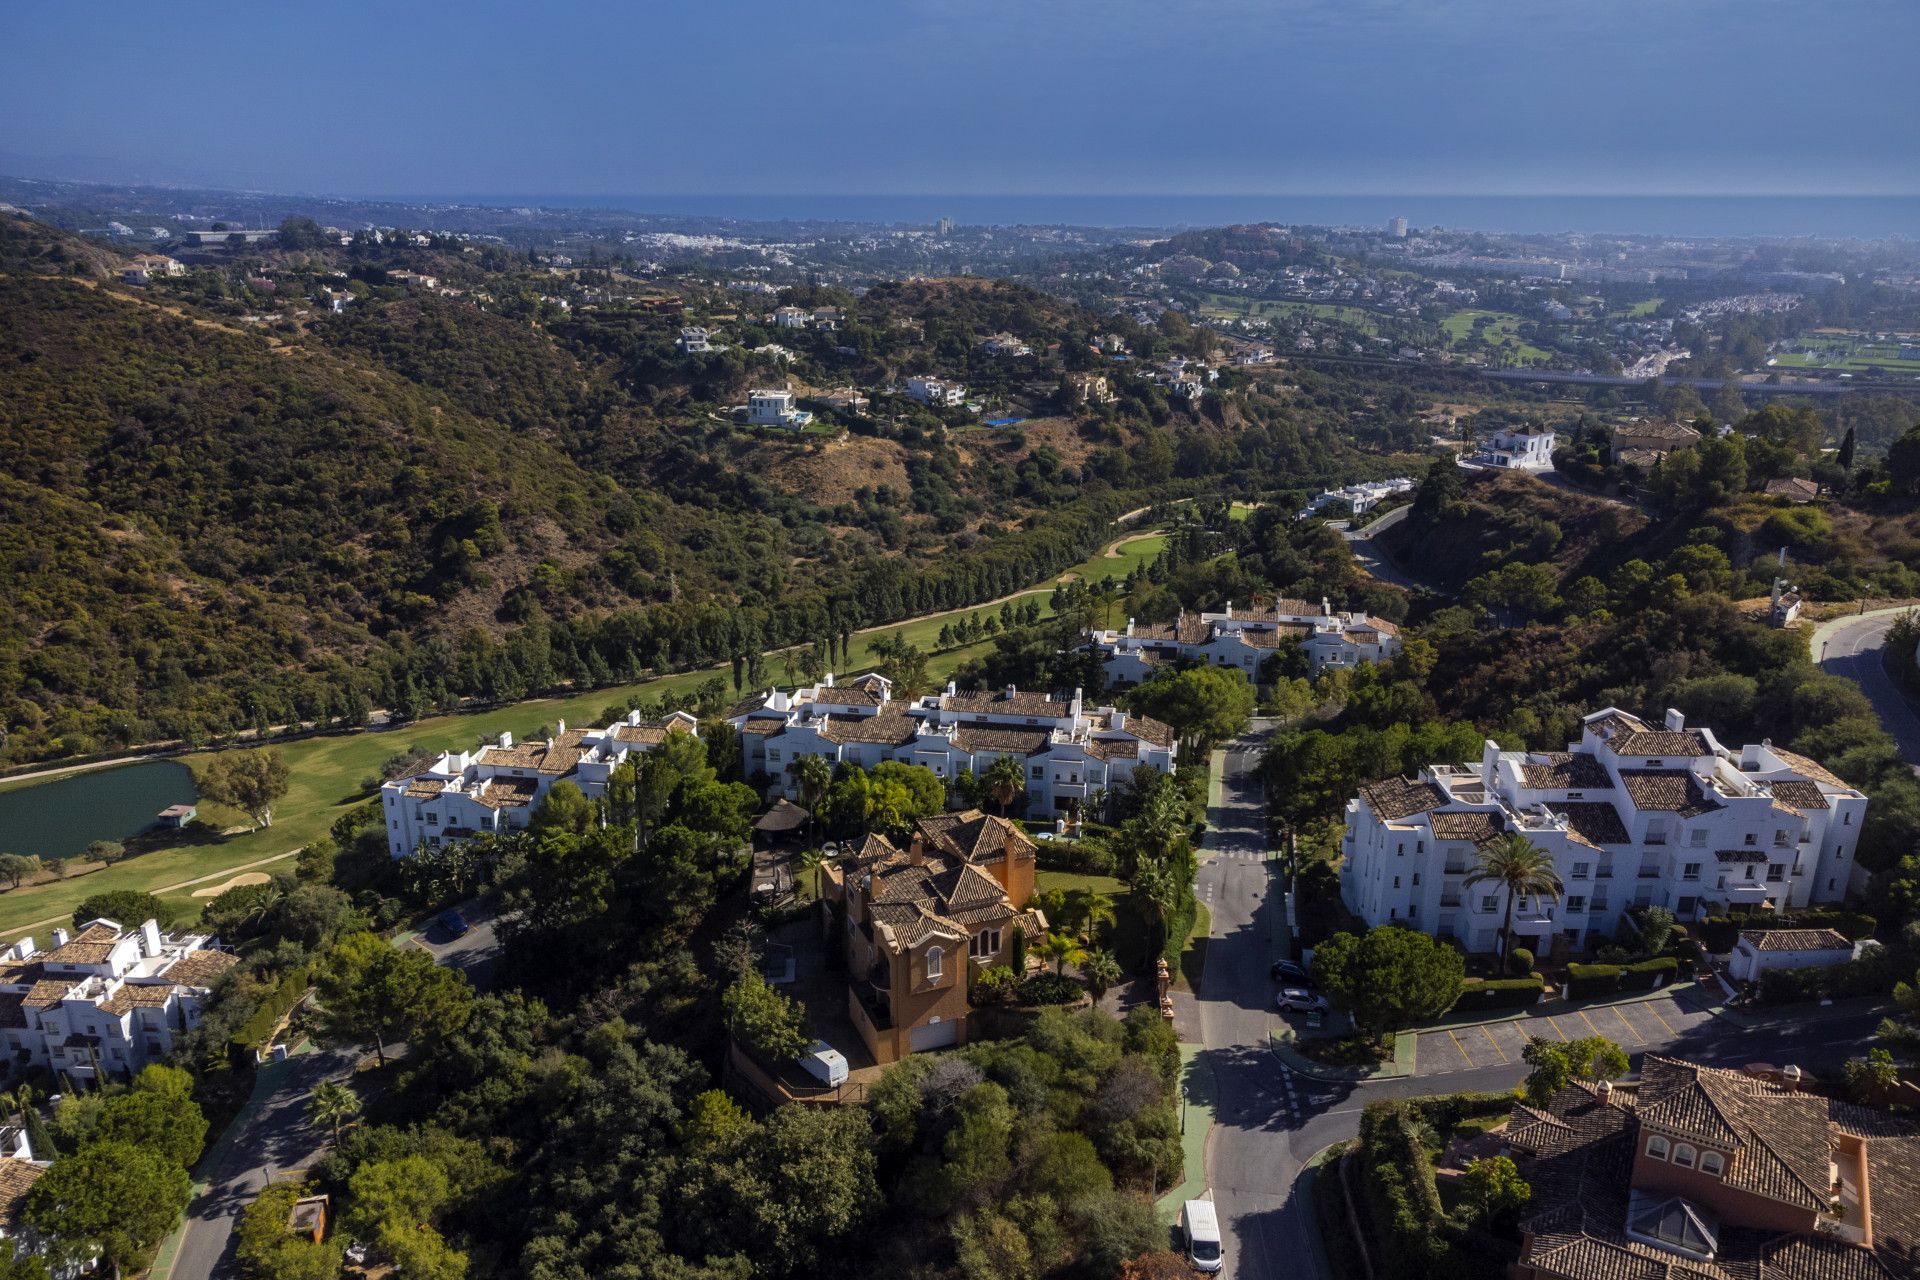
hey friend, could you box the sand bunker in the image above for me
[191,871,272,898]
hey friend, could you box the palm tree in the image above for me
[1080,948,1122,1001]
[1463,833,1564,963]
[792,754,833,842]
[982,755,1027,817]
[305,1079,362,1143]
[1071,889,1117,946]
[1037,932,1086,977]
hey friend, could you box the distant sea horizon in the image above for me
[414,193,1920,239]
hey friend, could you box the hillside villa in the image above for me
[1339,707,1866,957]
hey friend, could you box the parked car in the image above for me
[1276,988,1329,1013]
[1180,1198,1223,1273]
[1270,959,1310,984]
[437,909,470,938]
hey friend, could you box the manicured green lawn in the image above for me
[1441,309,1553,364]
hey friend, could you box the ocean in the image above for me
[428,193,1920,239]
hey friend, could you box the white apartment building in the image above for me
[0,918,237,1086]
[1338,708,1868,957]
[906,376,966,406]
[1299,477,1415,519]
[1476,424,1557,470]
[380,711,699,857]
[747,388,814,428]
[771,306,810,329]
[979,332,1032,357]
[728,674,1176,819]
[678,326,714,354]
[1089,599,1402,682]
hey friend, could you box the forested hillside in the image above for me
[0,214,1387,764]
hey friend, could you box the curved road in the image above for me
[1813,607,1920,769]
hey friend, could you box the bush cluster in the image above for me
[1450,976,1543,1012]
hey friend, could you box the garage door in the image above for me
[910,1018,959,1052]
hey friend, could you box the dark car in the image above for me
[1270,959,1310,984]
[437,909,471,938]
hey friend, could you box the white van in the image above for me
[800,1040,849,1088]
[1181,1198,1222,1272]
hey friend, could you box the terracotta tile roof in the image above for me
[1771,749,1850,791]
[1085,738,1142,762]
[1610,729,1712,758]
[737,718,784,735]
[818,713,919,747]
[474,776,540,810]
[163,949,238,987]
[1618,770,1720,817]
[812,686,882,708]
[1523,752,1615,790]
[918,810,1036,863]
[612,718,692,746]
[1769,780,1830,811]
[1765,477,1820,501]
[727,691,775,718]
[943,688,1069,717]
[41,940,116,966]
[1348,617,1400,637]
[0,1159,43,1230]
[403,777,447,799]
[844,833,901,866]
[1553,802,1633,846]
[1427,811,1506,848]
[1615,421,1702,446]
[953,726,1053,756]
[1739,928,1850,953]
[1123,715,1175,749]
[22,979,72,1008]
[1357,777,1448,821]
[1586,709,1650,738]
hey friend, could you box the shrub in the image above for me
[971,965,1021,1006]
[1018,973,1084,1006]
[1508,947,1534,977]
[1564,963,1622,1000]
[1619,957,1677,992]
[1451,976,1543,1012]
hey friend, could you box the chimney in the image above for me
[1110,709,1126,731]
[1004,684,1017,701]
[141,919,163,958]
[1125,617,1135,638]
[628,709,642,726]
[1664,709,1685,732]
[1596,1079,1613,1104]
[1322,596,1332,618]
[1783,1064,1802,1090]
[51,928,70,949]
[556,719,566,736]
[945,681,957,697]
[498,730,513,749]
[11,939,33,961]
[823,672,835,688]
[909,834,925,866]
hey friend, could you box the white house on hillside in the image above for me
[747,388,814,428]
[1338,708,1868,957]
[906,376,966,406]
[1299,477,1414,519]
[381,712,699,857]
[727,674,1175,820]
[1476,424,1557,470]
[1088,599,1402,681]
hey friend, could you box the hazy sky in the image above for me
[5,0,1915,197]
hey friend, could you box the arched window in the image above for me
[1699,1152,1724,1177]
[1672,1144,1697,1170]
[926,947,944,981]
[1646,1136,1670,1161]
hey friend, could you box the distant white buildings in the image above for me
[1299,477,1415,519]
[1088,599,1402,681]
[678,326,715,354]
[772,306,810,329]
[1339,708,1868,956]
[1476,424,1557,470]
[0,917,237,1085]
[728,674,1176,820]
[747,388,814,428]
[380,712,699,857]
[906,376,966,406]
[120,254,183,285]
[979,332,1032,357]
[1387,216,1408,238]
[814,386,870,413]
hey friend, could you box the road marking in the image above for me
[1644,999,1681,1039]
[1605,1004,1645,1044]
[1444,1029,1474,1067]
[1577,1009,1604,1038]
[1478,1023,1509,1063]
[1544,1015,1571,1041]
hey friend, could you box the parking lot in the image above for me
[1413,990,1716,1075]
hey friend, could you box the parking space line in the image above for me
[1444,1029,1474,1068]
[1478,1024,1509,1063]
[1644,999,1680,1039]
[1577,1009,1603,1038]
[1607,1003,1647,1044]
[1542,1015,1571,1042]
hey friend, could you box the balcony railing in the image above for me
[1594,867,1614,879]
[1444,863,1468,875]
[1638,869,1661,879]
[1440,895,1463,908]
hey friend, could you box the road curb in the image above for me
[1407,980,1703,1036]
[1157,1043,1216,1224]
[1269,1027,1415,1082]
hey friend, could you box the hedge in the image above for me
[1699,910,1876,954]
[1565,956,1678,1000]
[1450,976,1543,1012]
[1620,956,1678,992]
[1759,945,1902,1006]
[228,965,310,1065]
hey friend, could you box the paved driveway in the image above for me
[1412,990,1714,1076]
[1814,608,1920,769]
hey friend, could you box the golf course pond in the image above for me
[0,760,198,859]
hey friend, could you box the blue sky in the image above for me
[4,0,1915,197]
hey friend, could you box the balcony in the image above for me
[1440,895,1463,908]
[1443,863,1469,875]
[1637,868,1661,880]
[1594,867,1614,879]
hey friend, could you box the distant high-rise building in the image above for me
[936,217,954,235]
[1387,216,1408,238]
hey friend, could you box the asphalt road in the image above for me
[1341,506,1434,595]
[169,906,503,1280]
[1814,608,1920,768]
[1188,739,1886,1280]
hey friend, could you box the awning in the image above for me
[754,799,813,833]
